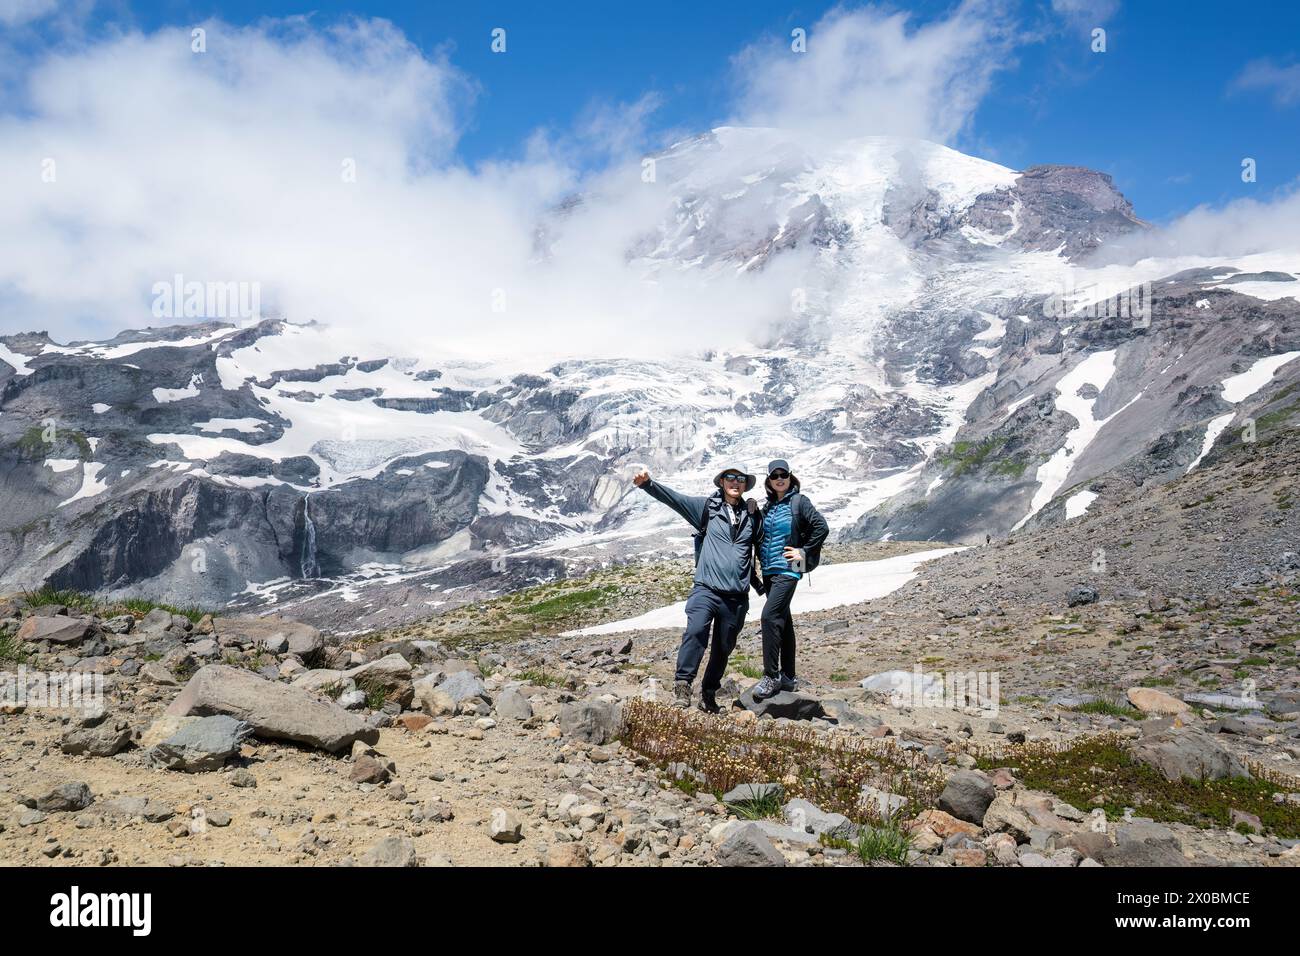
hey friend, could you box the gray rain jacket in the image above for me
[639,478,757,595]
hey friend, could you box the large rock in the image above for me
[732,688,827,720]
[937,770,996,824]
[165,665,378,753]
[346,654,414,708]
[1098,821,1185,867]
[60,721,132,757]
[213,615,324,661]
[36,781,93,812]
[982,793,1036,841]
[16,615,92,645]
[1126,687,1191,715]
[558,699,621,744]
[436,670,486,707]
[716,823,787,867]
[783,798,858,841]
[494,686,534,721]
[148,714,252,771]
[359,836,418,867]
[1130,728,1250,782]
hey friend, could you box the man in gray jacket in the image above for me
[633,463,759,713]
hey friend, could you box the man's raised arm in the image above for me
[632,469,707,528]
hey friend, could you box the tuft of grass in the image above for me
[1069,699,1144,720]
[115,597,211,624]
[726,790,785,821]
[0,630,29,664]
[517,667,561,688]
[320,679,347,702]
[356,675,390,710]
[21,586,97,613]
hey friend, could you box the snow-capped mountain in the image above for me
[3,127,1298,630]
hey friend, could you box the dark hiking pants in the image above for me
[675,584,748,692]
[760,574,799,679]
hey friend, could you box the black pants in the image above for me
[760,574,799,679]
[675,584,748,692]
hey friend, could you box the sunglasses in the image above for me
[769,471,790,480]
[721,473,745,482]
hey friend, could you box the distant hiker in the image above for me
[986,533,991,545]
[633,464,759,713]
[751,459,828,701]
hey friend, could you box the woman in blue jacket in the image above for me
[751,459,828,701]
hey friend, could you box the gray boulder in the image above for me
[494,686,534,721]
[360,835,419,867]
[1130,728,1250,782]
[717,823,787,867]
[165,665,378,753]
[436,670,486,707]
[36,782,93,812]
[16,615,92,645]
[937,770,996,824]
[722,782,784,804]
[558,699,622,744]
[148,714,253,771]
[1098,821,1186,867]
[60,721,132,757]
[783,798,858,841]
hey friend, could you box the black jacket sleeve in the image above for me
[799,495,829,551]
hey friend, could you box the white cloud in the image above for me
[728,1,1018,144]
[1050,0,1119,25]
[1231,58,1300,107]
[0,0,59,27]
[1092,183,1300,264]
[0,18,810,359]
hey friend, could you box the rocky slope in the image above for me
[2,425,1298,868]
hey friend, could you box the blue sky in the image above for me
[14,0,1296,223]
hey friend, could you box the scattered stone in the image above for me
[489,808,523,843]
[494,686,534,721]
[360,835,418,867]
[1067,586,1099,607]
[60,721,132,757]
[733,688,827,720]
[148,715,253,772]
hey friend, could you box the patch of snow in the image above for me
[58,463,108,507]
[92,403,111,414]
[45,458,80,473]
[0,344,34,375]
[1220,351,1300,404]
[196,417,270,434]
[564,547,966,635]
[1064,489,1098,520]
[153,373,203,404]
[1186,412,1235,474]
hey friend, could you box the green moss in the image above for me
[972,733,1300,837]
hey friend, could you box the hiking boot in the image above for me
[780,673,807,693]
[752,675,782,701]
[672,680,692,709]
[697,689,721,714]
